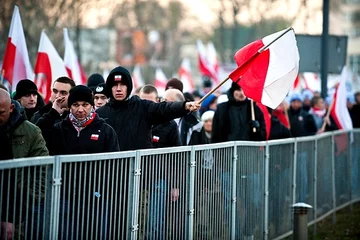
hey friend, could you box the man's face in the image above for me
[203,119,213,133]
[19,93,37,109]
[139,92,158,103]
[70,101,92,121]
[233,89,246,102]
[291,100,302,110]
[111,82,128,101]
[51,82,72,108]
[94,94,108,109]
[315,98,325,110]
[0,101,14,126]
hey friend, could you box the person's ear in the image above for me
[9,104,14,113]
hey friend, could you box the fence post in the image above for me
[130,151,141,240]
[313,138,318,236]
[292,203,312,240]
[331,132,336,224]
[188,147,196,240]
[49,156,62,240]
[292,140,298,205]
[231,143,238,240]
[263,143,270,240]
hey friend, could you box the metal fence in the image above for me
[0,129,359,240]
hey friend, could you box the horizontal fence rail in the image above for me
[0,130,359,240]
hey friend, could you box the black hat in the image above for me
[165,78,183,92]
[67,85,94,107]
[106,66,132,100]
[87,73,105,91]
[14,79,38,100]
[230,82,241,91]
[93,83,109,97]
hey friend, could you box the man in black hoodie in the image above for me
[212,82,266,143]
[96,66,200,151]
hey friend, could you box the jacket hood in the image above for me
[106,66,133,101]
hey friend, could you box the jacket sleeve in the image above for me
[28,124,49,157]
[35,108,61,147]
[104,124,120,152]
[145,100,188,125]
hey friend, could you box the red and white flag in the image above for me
[1,6,33,92]
[154,68,167,95]
[132,64,145,92]
[207,41,219,84]
[229,28,300,109]
[63,28,87,85]
[178,58,194,93]
[34,30,69,102]
[197,39,219,85]
[330,66,353,130]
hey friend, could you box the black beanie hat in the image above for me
[67,85,94,107]
[87,73,105,91]
[14,79,38,100]
[165,78,183,92]
[106,66,133,99]
[93,83,109,97]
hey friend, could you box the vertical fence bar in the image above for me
[264,143,270,240]
[50,156,62,240]
[313,138,318,236]
[231,143,238,240]
[292,140,298,205]
[130,152,142,240]
[187,147,196,240]
[331,133,336,224]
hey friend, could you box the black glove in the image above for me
[249,120,260,132]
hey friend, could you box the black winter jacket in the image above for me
[269,117,292,140]
[288,107,317,137]
[96,96,188,151]
[212,94,266,143]
[48,114,119,155]
[152,120,181,148]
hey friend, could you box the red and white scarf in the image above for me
[69,107,96,134]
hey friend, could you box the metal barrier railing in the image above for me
[0,129,359,240]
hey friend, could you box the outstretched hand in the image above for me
[185,101,201,112]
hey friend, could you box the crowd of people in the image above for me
[1,65,360,238]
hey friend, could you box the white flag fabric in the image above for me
[34,30,68,102]
[178,58,194,93]
[1,6,33,92]
[330,66,353,130]
[63,28,86,85]
[154,68,167,96]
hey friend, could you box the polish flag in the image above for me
[207,42,219,84]
[256,102,271,140]
[178,58,194,93]
[34,30,69,102]
[132,64,145,92]
[1,6,33,92]
[63,28,87,85]
[197,40,218,85]
[229,28,300,109]
[330,66,353,130]
[154,68,168,96]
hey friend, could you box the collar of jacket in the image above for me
[2,105,25,133]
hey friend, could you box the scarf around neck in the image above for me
[310,107,326,118]
[69,107,96,134]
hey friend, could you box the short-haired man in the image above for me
[139,84,181,148]
[163,88,203,145]
[31,76,75,123]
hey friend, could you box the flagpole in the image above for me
[250,99,256,132]
[0,70,4,84]
[320,96,335,132]
[198,27,294,105]
[198,77,229,104]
